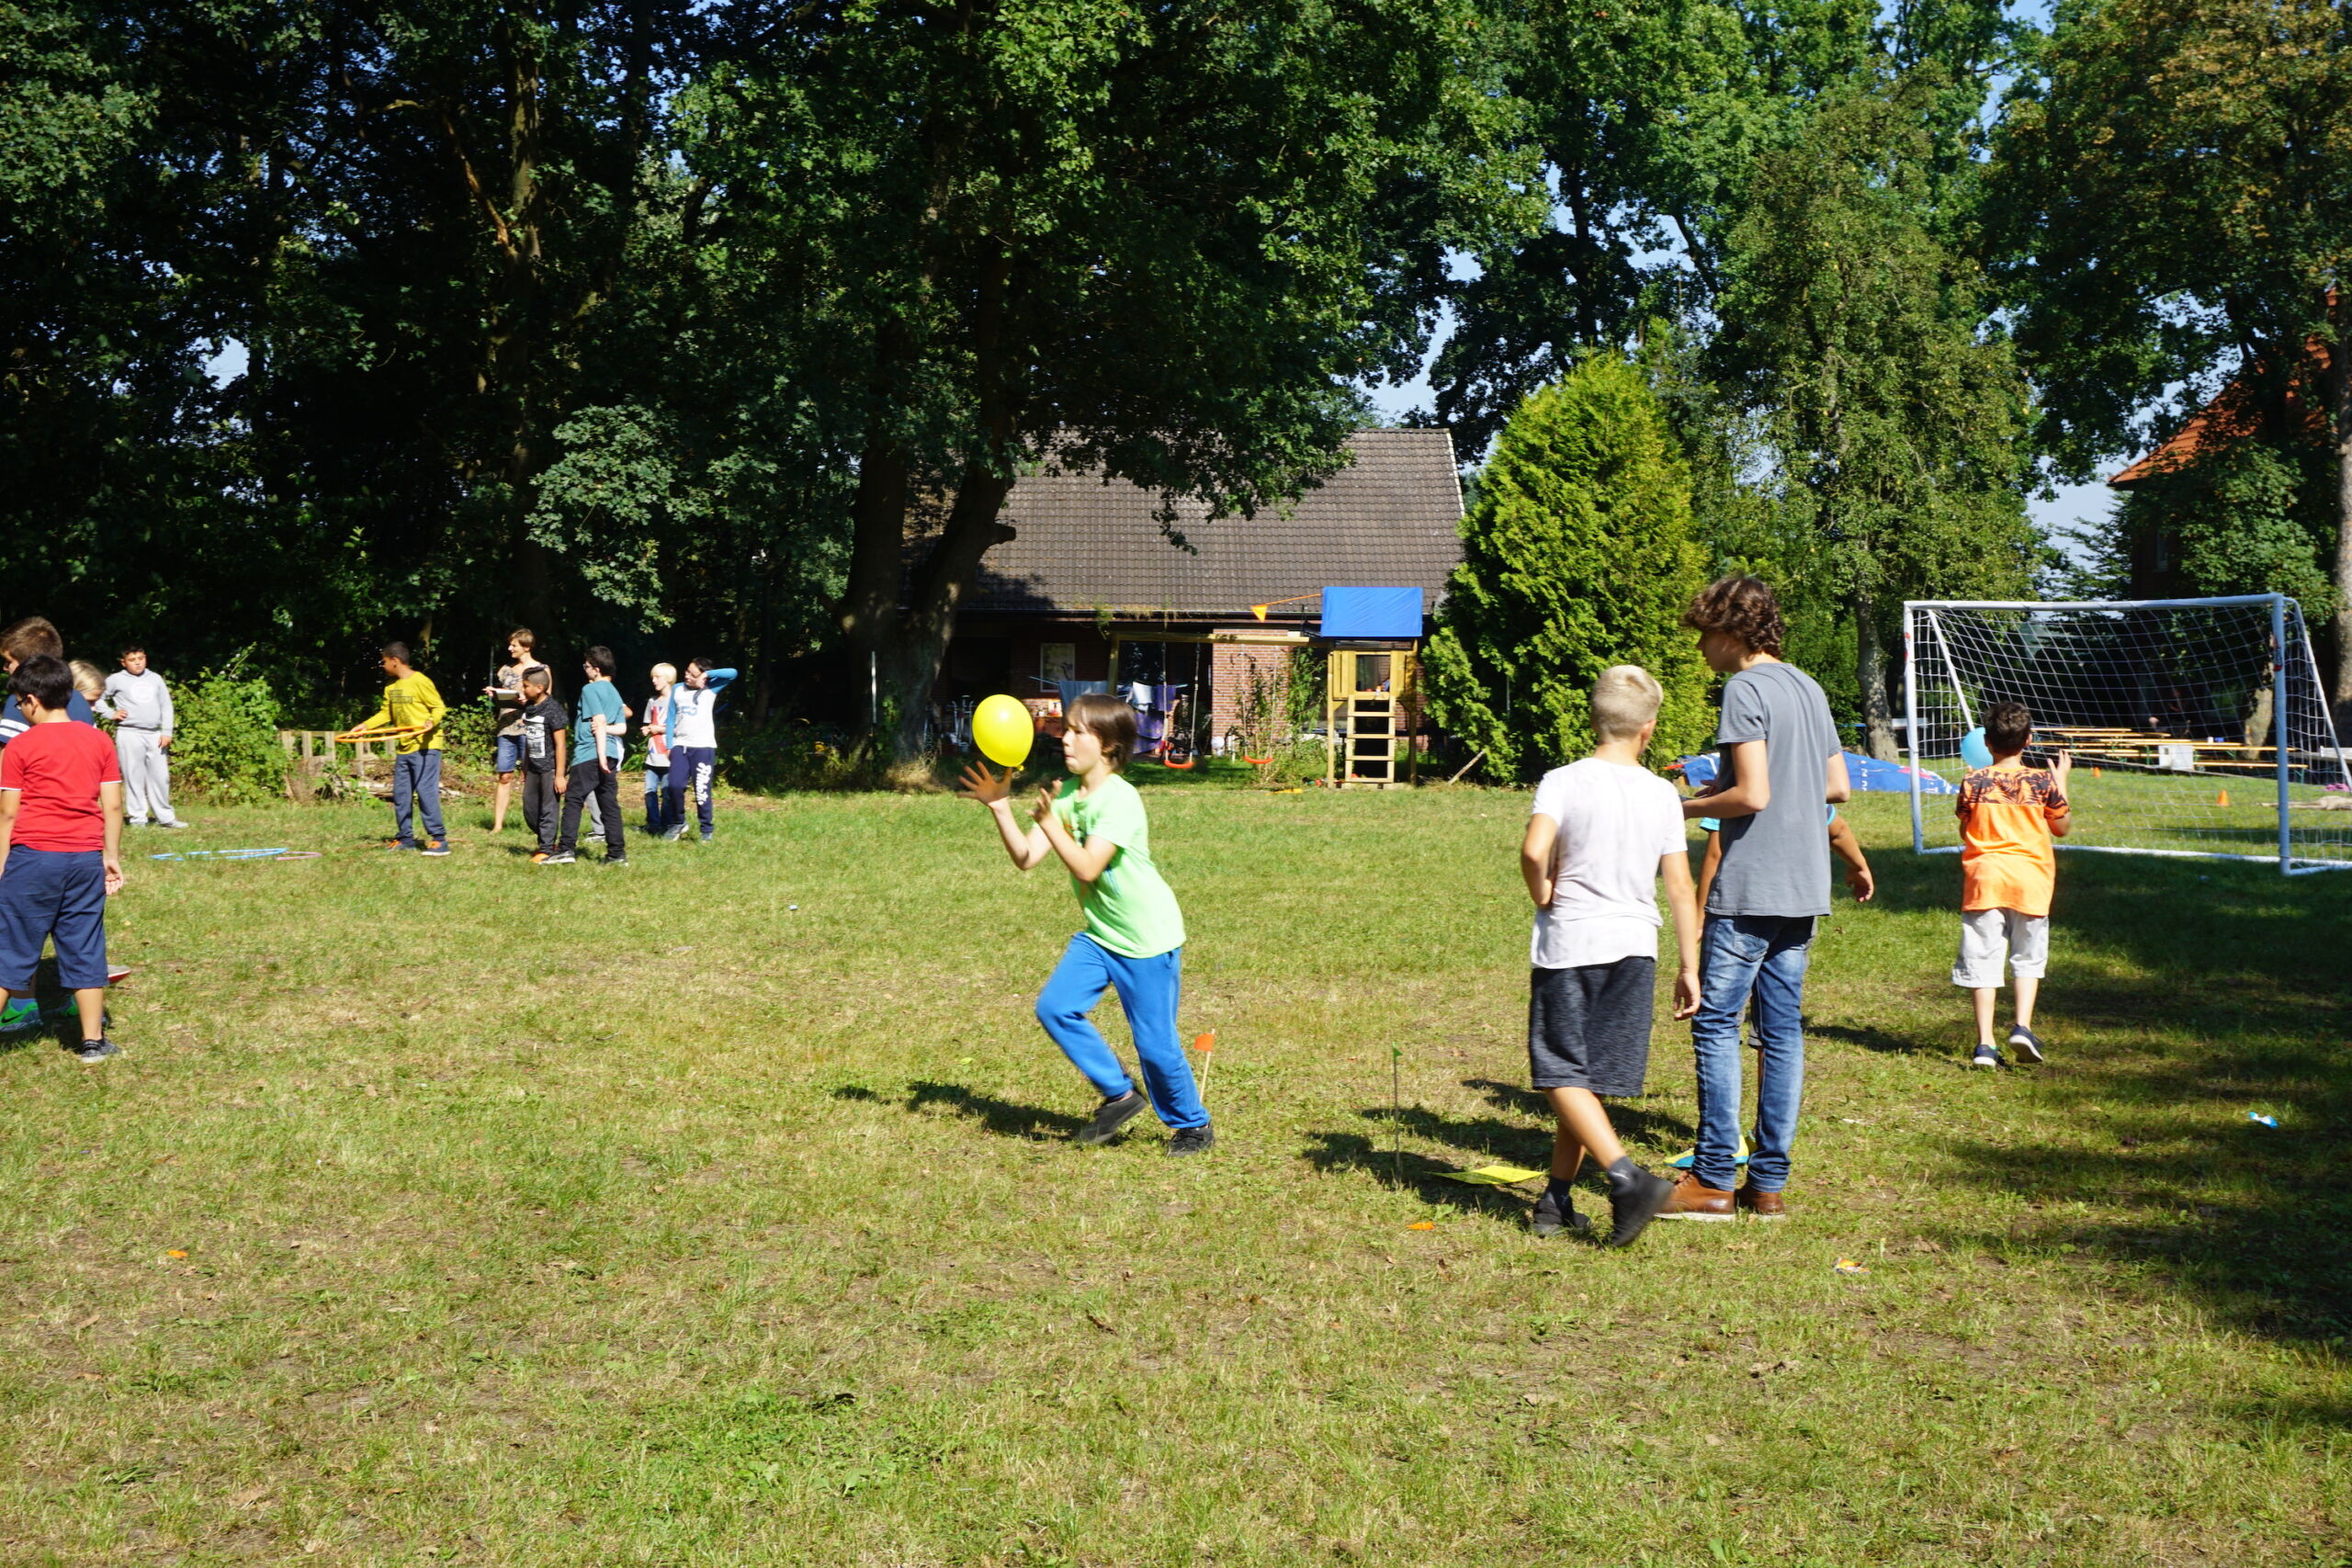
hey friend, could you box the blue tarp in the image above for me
[1676,750,1955,795]
[1319,586,1424,639]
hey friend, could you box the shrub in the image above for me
[168,654,288,801]
[1423,355,1713,783]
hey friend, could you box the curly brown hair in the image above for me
[1681,575,1785,657]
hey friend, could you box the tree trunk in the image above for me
[1852,590,1899,761]
[2328,289,2352,728]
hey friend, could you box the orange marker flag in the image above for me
[1193,1031,1217,1101]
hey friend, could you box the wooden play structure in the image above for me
[1318,586,1426,790]
[1323,647,1420,788]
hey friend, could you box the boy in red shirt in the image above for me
[1953,700,2071,1068]
[0,657,126,1061]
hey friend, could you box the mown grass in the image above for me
[0,782,2346,1565]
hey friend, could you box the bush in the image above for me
[1423,355,1714,783]
[169,654,288,801]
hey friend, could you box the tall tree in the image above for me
[1713,79,2038,758]
[1423,354,1713,780]
[1423,0,2021,457]
[694,0,1529,755]
[1989,0,2352,708]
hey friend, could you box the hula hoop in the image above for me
[150,847,298,863]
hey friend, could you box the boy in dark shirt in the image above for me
[0,657,125,1061]
[555,646,628,866]
[516,670,570,865]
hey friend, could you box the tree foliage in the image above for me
[687,0,1531,754]
[1713,79,2037,758]
[1990,0,2352,701]
[1424,355,1712,781]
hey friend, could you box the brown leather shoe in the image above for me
[1654,1173,1736,1222]
[1737,1185,1787,1220]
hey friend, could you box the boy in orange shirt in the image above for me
[1953,701,2070,1067]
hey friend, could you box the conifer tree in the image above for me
[1425,355,1713,781]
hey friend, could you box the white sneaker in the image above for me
[158,818,192,829]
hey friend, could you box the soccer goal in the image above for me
[1904,595,2352,874]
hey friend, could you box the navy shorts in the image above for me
[1528,956,1656,1097]
[0,847,108,991]
[494,733,526,773]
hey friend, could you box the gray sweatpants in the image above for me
[116,728,177,825]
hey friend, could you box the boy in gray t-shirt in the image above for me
[1658,577,1851,1224]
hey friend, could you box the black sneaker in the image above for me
[1074,1089,1149,1145]
[1605,1166,1677,1249]
[1530,1188,1591,1239]
[1166,1123,1215,1157]
[603,855,629,867]
[2007,1024,2045,1065]
[1971,1043,2004,1069]
[545,850,577,864]
[72,1038,119,1063]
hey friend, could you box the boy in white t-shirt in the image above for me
[1518,665,1702,1247]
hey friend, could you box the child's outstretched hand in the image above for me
[955,761,1012,807]
[1030,785,1058,826]
[1672,965,1701,1020]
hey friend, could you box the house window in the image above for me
[1040,642,1077,685]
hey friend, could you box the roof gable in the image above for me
[960,429,1464,621]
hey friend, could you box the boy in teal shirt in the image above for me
[554,646,628,865]
[958,693,1211,1155]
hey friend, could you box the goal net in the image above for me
[1905,596,2352,874]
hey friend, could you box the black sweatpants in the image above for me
[559,759,626,857]
[523,768,560,852]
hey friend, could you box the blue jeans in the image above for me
[391,750,446,845]
[643,762,672,835]
[1034,934,1207,1130]
[1690,915,1815,1193]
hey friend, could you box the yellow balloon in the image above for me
[971,694,1035,768]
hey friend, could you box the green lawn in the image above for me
[2,782,2346,1565]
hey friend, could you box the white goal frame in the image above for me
[1903,594,2352,875]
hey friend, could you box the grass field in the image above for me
[2,780,2347,1565]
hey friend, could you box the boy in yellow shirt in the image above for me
[362,641,450,856]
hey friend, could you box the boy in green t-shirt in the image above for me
[957,693,1211,1156]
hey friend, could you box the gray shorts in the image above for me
[1528,956,1656,1097]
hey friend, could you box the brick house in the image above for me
[937,429,1465,750]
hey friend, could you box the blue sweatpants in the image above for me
[666,746,716,837]
[1034,934,1207,1130]
[390,750,446,845]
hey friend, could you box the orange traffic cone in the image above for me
[2217,789,2230,807]
[2093,766,2101,778]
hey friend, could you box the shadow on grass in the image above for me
[1299,1129,1536,1223]
[1809,1021,1943,1056]
[836,1079,1087,1143]
[1883,846,2352,1350]
[1458,1078,1695,1149]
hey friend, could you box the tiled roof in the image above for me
[2109,340,2333,488]
[958,429,1464,622]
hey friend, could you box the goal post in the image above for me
[1903,594,2352,875]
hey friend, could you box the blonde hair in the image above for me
[650,661,677,685]
[67,660,107,705]
[1590,664,1663,742]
